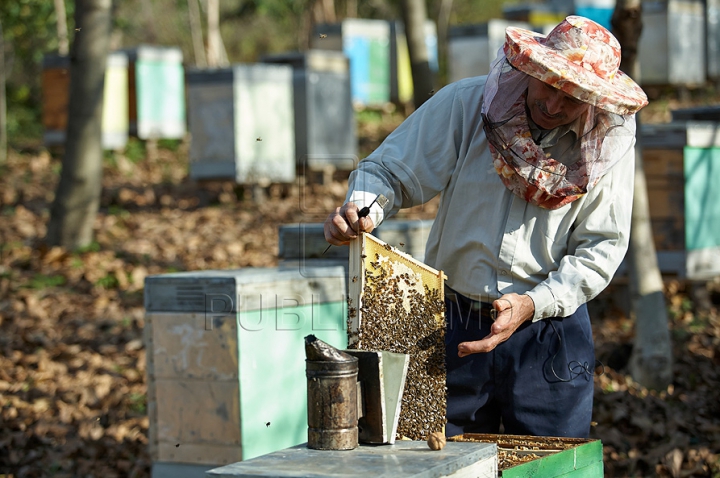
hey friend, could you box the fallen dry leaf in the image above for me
[1,107,719,477]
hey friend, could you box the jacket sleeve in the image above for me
[525,132,636,321]
[346,82,467,225]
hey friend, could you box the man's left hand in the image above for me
[457,293,535,357]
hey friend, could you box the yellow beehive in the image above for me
[348,232,446,441]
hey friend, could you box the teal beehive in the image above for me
[143,267,347,477]
[123,45,187,140]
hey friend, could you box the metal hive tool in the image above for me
[348,232,447,441]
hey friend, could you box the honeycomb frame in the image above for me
[348,232,447,440]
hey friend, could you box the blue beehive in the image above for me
[312,19,391,107]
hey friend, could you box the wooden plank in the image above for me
[154,379,241,445]
[128,61,138,124]
[643,148,684,176]
[446,455,497,478]
[551,460,604,478]
[147,312,239,380]
[500,448,570,478]
[157,442,242,466]
[501,445,602,478]
[451,434,602,478]
[206,441,497,478]
[572,440,603,471]
[643,147,686,252]
[144,310,159,461]
[650,216,686,251]
[41,67,70,131]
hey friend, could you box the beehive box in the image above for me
[707,0,720,80]
[42,52,129,150]
[277,219,435,264]
[206,440,498,478]
[389,20,439,105]
[574,0,615,30]
[502,4,567,28]
[638,121,720,279]
[449,433,603,477]
[311,19,391,107]
[641,123,687,256]
[682,124,720,279]
[261,50,357,171]
[348,232,446,441]
[123,45,186,140]
[186,64,295,184]
[143,267,347,477]
[638,0,705,87]
[447,20,531,83]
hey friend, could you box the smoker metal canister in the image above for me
[306,357,359,450]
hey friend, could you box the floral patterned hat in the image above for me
[504,15,648,116]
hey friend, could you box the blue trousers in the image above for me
[444,291,595,438]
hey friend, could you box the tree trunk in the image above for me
[400,0,435,109]
[346,0,357,18]
[0,18,7,166]
[206,0,229,68]
[187,0,207,67]
[612,0,673,390]
[53,0,70,56]
[321,0,336,23]
[436,0,454,86]
[47,0,113,249]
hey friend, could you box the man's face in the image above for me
[526,77,591,130]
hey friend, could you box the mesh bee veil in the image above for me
[480,51,637,210]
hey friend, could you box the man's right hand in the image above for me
[324,202,375,246]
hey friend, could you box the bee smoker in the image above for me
[305,335,359,450]
[304,335,410,449]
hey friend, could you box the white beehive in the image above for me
[186,64,295,184]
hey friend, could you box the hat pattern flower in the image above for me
[504,15,648,115]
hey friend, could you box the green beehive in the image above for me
[683,122,720,279]
[143,267,347,478]
[123,45,186,140]
[450,434,603,477]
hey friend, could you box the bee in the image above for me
[319,33,327,39]
[256,137,262,141]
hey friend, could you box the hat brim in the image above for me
[504,26,648,116]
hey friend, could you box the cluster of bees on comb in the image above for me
[349,249,447,441]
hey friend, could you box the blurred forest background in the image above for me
[1,0,516,146]
[1,0,720,477]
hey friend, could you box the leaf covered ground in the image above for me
[0,125,719,477]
